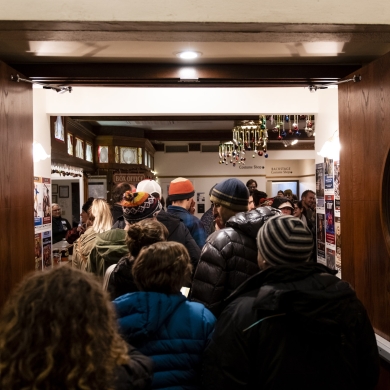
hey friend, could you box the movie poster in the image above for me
[42,231,52,269]
[316,163,324,199]
[326,248,336,270]
[34,233,43,271]
[334,160,340,211]
[335,216,341,273]
[317,242,326,265]
[324,157,334,194]
[316,213,326,264]
[325,195,335,245]
[34,176,52,226]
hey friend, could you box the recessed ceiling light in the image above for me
[176,51,202,59]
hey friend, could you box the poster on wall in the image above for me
[326,248,336,270]
[316,163,324,199]
[317,242,326,265]
[325,195,335,245]
[34,233,43,271]
[334,160,340,211]
[316,213,326,264]
[335,216,341,275]
[324,158,334,194]
[42,231,52,269]
[34,177,52,226]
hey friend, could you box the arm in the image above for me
[190,231,230,317]
[203,302,251,390]
[183,226,201,270]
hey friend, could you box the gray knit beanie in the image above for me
[257,215,313,266]
[210,178,249,212]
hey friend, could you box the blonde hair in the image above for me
[133,241,192,294]
[0,267,129,390]
[91,198,113,233]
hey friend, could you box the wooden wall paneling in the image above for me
[0,60,35,308]
[339,51,390,337]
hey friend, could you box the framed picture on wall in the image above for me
[59,186,69,198]
[52,184,58,194]
[52,195,58,203]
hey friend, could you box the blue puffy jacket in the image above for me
[113,292,216,390]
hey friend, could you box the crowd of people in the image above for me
[0,177,380,389]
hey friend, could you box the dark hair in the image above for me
[277,190,284,195]
[301,190,315,198]
[112,182,132,203]
[82,197,94,213]
[246,179,257,188]
[252,190,268,207]
[126,219,169,257]
[0,267,129,390]
[284,189,293,197]
[133,241,192,294]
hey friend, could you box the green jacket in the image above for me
[87,229,128,277]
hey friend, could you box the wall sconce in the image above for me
[317,131,340,159]
[33,141,50,163]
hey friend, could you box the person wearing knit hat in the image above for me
[121,191,162,224]
[210,178,249,227]
[202,213,379,389]
[167,177,207,249]
[136,179,162,198]
[191,195,281,317]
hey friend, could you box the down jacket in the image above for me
[190,206,281,317]
[203,263,380,390]
[113,291,216,390]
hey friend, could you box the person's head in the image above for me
[256,215,313,269]
[111,182,133,203]
[121,191,162,225]
[0,267,129,389]
[168,177,195,210]
[301,190,316,209]
[133,241,192,294]
[80,197,94,224]
[210,178,249,226]
[252,190,268,208]
[271,197,294,216]
[277,190,284,197]
[284,189,293,200]
[51,203,61,218]
[90,198,113,233]
[126,219,169,257]
[293,200,304,218]
[248,195,255,210]
[246,179,257,194]
[137,179,162,199]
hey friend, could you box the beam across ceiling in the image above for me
[10,62,360,87]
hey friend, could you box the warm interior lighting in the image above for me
[176,51,201,59]
[317,131,340,159]
[33,141,50,163]
[291,139,299,145]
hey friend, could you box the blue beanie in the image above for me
[210,178,249,212]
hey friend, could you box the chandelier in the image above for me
[218,114,315,166]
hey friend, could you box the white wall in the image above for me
[33,85,337,217]
[2,0,388,24]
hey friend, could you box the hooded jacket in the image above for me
[87,229,128,277]
[190,207,281,317]
[203,263,380,390]
[114,291,216,390]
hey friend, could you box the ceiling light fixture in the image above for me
[176,51,202,59]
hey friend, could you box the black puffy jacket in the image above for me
[203,263,380,390]
[190,207,281,317]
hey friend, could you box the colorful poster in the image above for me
[335,216,341,275]
[317,213,325,243]
[42,231,52,269]
[326,248,336,270]
[34,177,43,226]
[334,160,340,211]
[34,233,43,271]
[325,195,335,245]
[316,163,324,199]
[324,157,334,194]
[42,178,51,224]
[317,242,326,265]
